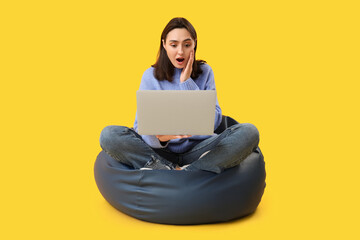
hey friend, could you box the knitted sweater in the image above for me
[133,63,222,153]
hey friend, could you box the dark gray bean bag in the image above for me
[94,116,266,225]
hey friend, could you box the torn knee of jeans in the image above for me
[142,155,174,170]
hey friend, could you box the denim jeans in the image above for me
[99,123,259,173]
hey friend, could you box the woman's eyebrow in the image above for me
[169,38,192,43]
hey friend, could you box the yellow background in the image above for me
[1,0,359,239]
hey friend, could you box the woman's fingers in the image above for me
[185,50,194,75]
[175,135,192,138]
[187,50,194,69]
[156,135,192,142]
[180,50,194,82]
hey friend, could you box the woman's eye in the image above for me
[171,45,177,48]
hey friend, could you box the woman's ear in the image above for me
[162,39,166,50]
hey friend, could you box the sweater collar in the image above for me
[174,67,183,73]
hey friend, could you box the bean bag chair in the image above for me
[94,116,266,225]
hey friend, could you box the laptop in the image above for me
[136,90,216,135]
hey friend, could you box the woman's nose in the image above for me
[178,46,184,55]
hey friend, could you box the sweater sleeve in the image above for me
[179,77,200,90]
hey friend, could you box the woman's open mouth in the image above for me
[176,57,185,65]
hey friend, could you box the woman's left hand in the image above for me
[180,50,194,83]
[156,135,192,142]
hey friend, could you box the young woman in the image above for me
[100,17,260,173]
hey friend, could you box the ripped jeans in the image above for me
[99,123,259,174]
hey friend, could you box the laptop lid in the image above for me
[136,90,216,135]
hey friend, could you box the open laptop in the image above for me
[136,90,216,135]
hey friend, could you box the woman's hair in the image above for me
[152,17,206,81]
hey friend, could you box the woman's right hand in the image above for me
[156,135,192,142]
[180,50,194,83]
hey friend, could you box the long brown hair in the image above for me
[152,17,206,81]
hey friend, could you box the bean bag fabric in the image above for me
[94,116,266,225]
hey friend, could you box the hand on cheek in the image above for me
[180,50,194,83]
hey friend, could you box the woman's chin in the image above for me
[171,60,186,69]
[173,64,184,69]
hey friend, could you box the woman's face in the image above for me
[162,28,196,69]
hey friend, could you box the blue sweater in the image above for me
[133,64,222,153]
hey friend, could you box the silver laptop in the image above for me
[136,90,216,135]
